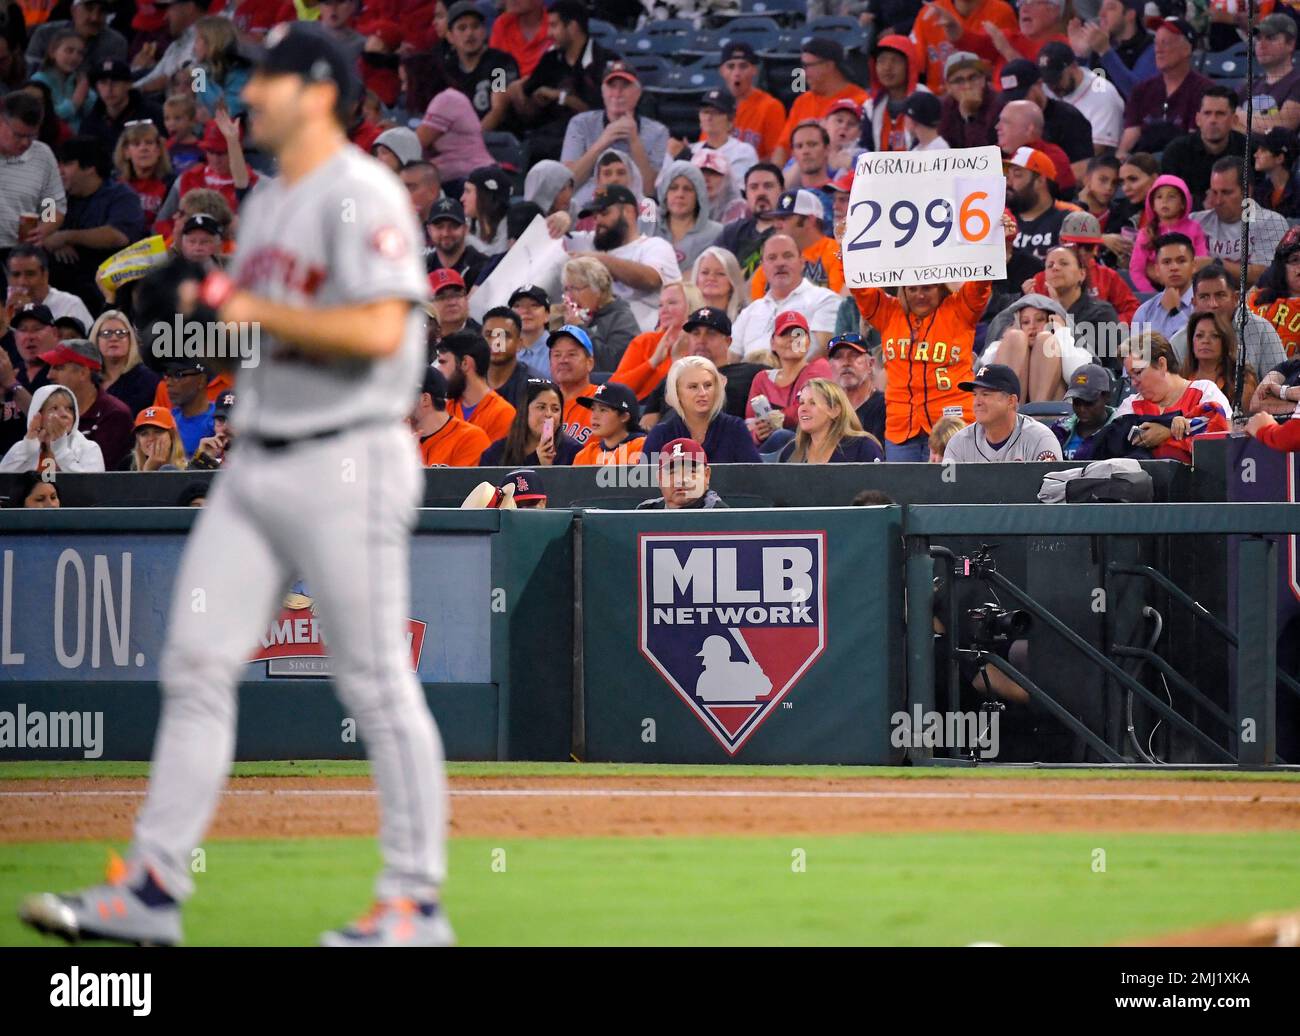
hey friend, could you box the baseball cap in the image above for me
[444,1,485,27]
[828,332,869,356]
[91,59,133,84]
[720,40,759,65]
[251,22,361,112]
[699,88,735,117]
[467,165,511,206]
[577,381,642,430]
[577,183,639,218]
[1158,17,1196,45]
[200,120,229,154]
[1260,13,1298,39]
[944,51,989,80]
[774,310,809,336]
[501,469,546,505]
[428,268,466,295]
[39,338,102,371]
[692,148,731,178]
[1060,210,1104,245]
[1007,146,1057,182]
[903,92,941,129]
[547,324,594,355]
[828,168,855,194]
[999,58,1041,101]
[658,437,707,468]
[682,306,732,336]
[959,363,1021,396]
[53,316,87,337]
[509,284,551,308]
[1257,126,1296,159]
[804,37,846,64]
[214,390,236,417]
[422,365,449,401]
[427,196,466,225]
[826,98,863,120]
[181,213,223,236]
[766,188,824,220]
[1037,40,1077,80]
[13,303,54,327]
[134,406,177,431]
[1063,363,1112,403]
[603,60,639,85]
[165,359,208,376]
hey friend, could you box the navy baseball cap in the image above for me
[91,59,133,83]
[959,363,1021,397]
[1064,364,1111,403]
[577,381,641,429]
[828,332,870,356]
[251,22,360,112]
[699,88,735,117]
[13,303,54,327]
[999,58,1040,101]
[181,213,223,236]
[547,324,594,355]
[903,91,941,128]
[682,306,732,336]
[721,40,759,65]
[1158,17,1196,45]
[509,284,551,308]
[577,184,639,218]
[1037,40,1077,79]
[214,390,236,417]
[501,468,546,505]
[422,364,449,401]
[427,197,466,225]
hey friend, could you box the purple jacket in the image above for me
[641,413,762,464]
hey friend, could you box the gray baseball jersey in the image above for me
[228,147,429,440]
[944,414,1063,462]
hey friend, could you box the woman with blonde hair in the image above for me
[779,379,882,463]
[90,310,160,418]
[114,121,174,233]
[690,247,747,322]
[561,255,640,373]
[125,407,189,471]
[610,282,704,401]
[192,15,251,118]
[640,355,761,464]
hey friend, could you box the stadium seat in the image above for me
[648,64,725,95]
[625,53,672,88]
[646,18,698,37]
[1019,401,1071,420]
[719,26,781,56]
[738,0,805,22]
[679,28,724,59]
[483,132,525,176]
[758,30,804,59]
[1200,42,1248,79]
[589,18,618,45]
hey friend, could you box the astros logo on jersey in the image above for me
[639,532,827,754]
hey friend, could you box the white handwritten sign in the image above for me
[842,146,1007,288]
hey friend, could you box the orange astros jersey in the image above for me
[573,434,647,466]
[1247,291,1300,359]
[420,416,491,467]
[448,391,516,444]
[851,280,991,444]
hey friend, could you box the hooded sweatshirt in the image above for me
[1129,174,1210,293]
[0,384,106,473]
[524,160,576,215]
[982,294,1099,383]
[572,146,648,217]
[865,35,930,153]
[654,160,724,273]
[372,127,423,167]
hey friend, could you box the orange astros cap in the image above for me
[1006,146,1056,182]
[134,406,177,431]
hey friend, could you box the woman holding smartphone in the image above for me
[480,378,582,467]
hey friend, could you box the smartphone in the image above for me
[541,418,554,443]
[1128,425,1144,445]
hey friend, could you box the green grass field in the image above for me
[2,833,1297,946]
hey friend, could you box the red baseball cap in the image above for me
[826,98,863,119]
[38,339,102,371]
[658,437,708,467]
[774,310,810,335]
[200,120,230,154]
[428,268,466,295]
[134,406,177,431]
[828,168,855,194]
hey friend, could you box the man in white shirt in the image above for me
[5,247,94,331]
[903,92,949,152]
[132,0,206,95]
[564,184,681,332]
[944,364,1063,462]
[1038,41,1124,151]
[1191,158,1290,287]
[730,233,839,360]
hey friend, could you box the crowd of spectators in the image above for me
[3,0,1300,505]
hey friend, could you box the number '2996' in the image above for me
[847,192,992,252]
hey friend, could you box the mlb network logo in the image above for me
[639,532,827,754]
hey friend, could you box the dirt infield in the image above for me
[3,774,1300,843]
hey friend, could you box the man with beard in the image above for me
[435,329,517,443]
[715,162,783,282]
[443,1,519,132]
[827,333,885,444]
[564,185,681,333]
[425,197,487,286]
[1006,146,1067,262]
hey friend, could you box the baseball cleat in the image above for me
[18,852,182,947]
[320,899,455,947]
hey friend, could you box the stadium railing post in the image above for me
[1235,536,1277,768]
[905,535,936,763]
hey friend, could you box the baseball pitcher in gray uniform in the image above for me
[20,24,452,948]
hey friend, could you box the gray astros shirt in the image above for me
[944,414,1064,463]
[227,147,428,440]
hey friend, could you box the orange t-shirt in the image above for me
[572,434,646,467]
[778,84,870,155]
[734,89,788,162]
[151,371,234,410]
[448,390,517,444]
[561,380,596,445]
[852,280,992,444]
[910,0,1018,95]
[610,331,672,399]
[751,237,844,299]
[489,11,552,77]
[1248,291,1300,359]
[419,416,491,467]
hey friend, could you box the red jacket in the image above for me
[1029,261,1139,323]
[1258,418,1300,453]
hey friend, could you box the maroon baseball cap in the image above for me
[659,437,708,467]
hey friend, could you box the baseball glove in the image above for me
[133,258,237,375]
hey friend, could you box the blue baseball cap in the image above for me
[547,324,593,355]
